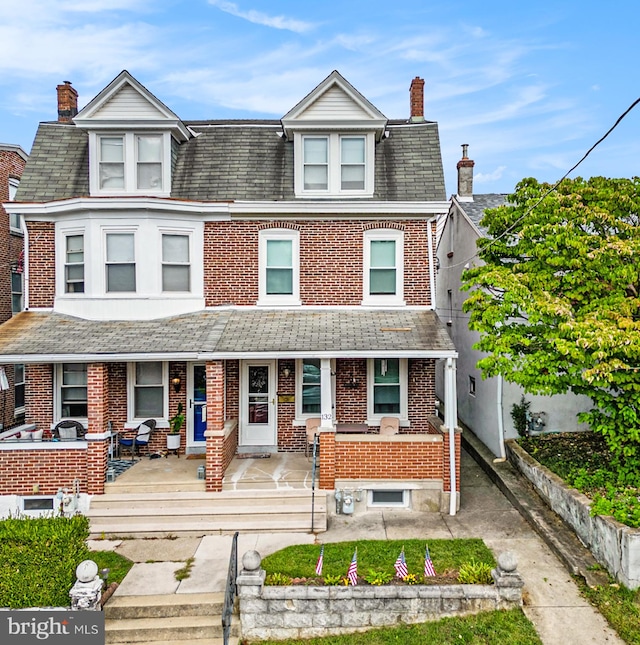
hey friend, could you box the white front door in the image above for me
[240,361,277,447]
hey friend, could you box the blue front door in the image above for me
[192,364,207,443]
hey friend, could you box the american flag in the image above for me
[424,544,436,577]
[347,548,358,586]
[394,548,408,579]
[315,545,324,576]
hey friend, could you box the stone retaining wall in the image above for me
[236,550,523,641]
[507,439,640,589]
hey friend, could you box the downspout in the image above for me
[444,357,458,516]
[495,375,507,461]
[22,215,29,311]
[427,219,436,310]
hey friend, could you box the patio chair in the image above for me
[379,417,400,435]
[52,419,87,441]
[305,417,322,459]
[119,419,156,460]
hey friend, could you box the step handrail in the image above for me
[311,434,319,532]
[222,530,239,645]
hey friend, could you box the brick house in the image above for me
[0,143,27,431]
[0,71,460,516]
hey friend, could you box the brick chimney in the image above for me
[409,77,425,122]
[57,81,78,123]
[457,144,475,201]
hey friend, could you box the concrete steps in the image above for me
[104,592,239,645]
[88,489,328,537]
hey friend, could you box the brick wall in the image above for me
[25,364,54,433]
[204,219,433,306]
[0,447,87,495]
[25,221,55,308]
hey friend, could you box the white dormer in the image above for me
[73,71,190,198]
[281,71,387,199]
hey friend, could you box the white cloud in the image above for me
[208,0,315,33]
[475,166,507,183]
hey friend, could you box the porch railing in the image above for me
[222,531,239,645]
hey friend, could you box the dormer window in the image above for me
[296,133,373,197]
[91,132,169,195]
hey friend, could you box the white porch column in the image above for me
[320,358,334,429]
[444,357,458,516]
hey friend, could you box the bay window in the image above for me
[106,232,136,292]
[162,233,190,291]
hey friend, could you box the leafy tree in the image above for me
[462,176,640,477]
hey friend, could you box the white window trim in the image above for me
[8,178,22,234]
[294,132,374,198]
[89,131,171,197]
[294,358,335,421]
[64,232,85,295]
[104,228,138,294]
[54,364,88,425]
[14,364,25,417]
[127,362,169,423]
[368,489,410,508]
[160,229,192,293]
[362,229,405,306]
[366,358,408,424]
[258,229,301,306]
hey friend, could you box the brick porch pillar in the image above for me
[318,432,336,490]
[86,363,109,494]
[205,360,225,492]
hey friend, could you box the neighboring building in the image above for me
[0,143,28,431]
[0,71,460,515]
[436,147,590,458]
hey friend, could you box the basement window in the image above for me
[369,489,409,508]
[22,497,55,514]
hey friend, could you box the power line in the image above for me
[444,95,640,272]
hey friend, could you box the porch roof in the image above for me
[0,308,456,363]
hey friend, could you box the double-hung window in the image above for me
[162,234,190,291]
[367,358,408,422]
[58,363,88,419]
[65,234,85,293]
[94,133,167,195]
[8,178,21,233]
[363,229,404,305]
[131,362,165,419]
[11,271,22,314]
[258,230,300,305]
[106,232,136,292]
[297,133,373,196]
[14,364,25,415]
[301,359,321,415]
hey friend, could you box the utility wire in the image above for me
[445,96,640,272]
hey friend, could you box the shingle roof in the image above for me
[17,124,89,201]
[16,120,446,203]
[459,194,509,236]
[0,309,455,361]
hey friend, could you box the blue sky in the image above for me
[0,0,638,196]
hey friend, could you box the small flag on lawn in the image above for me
[315,545,324,576]
[394,548,408,579]
[424,544,436,577]
[347,548,358,586]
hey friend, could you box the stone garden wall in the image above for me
[235,550,523,641]
[507,439,640,590]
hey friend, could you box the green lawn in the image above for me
[248,608,542,644]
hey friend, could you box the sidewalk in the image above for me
[90,444,623,645]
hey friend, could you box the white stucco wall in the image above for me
[435,201,591,458]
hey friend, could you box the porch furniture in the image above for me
[119,419,156,460]
[335,423,368,434]
[53,419,87,441]
[305,418,321,458]
[379,417,400,435]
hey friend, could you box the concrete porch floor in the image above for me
[105,452,314,492]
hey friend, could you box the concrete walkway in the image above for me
[90,447,623,645]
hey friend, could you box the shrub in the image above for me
[458,560,493,585]
[363,569,393,585]
[265,572,292,586]
[511,395,531,437]
[0,515,90,608]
